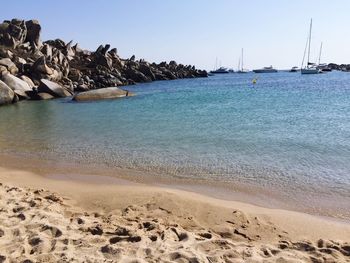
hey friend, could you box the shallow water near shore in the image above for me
[1,72,350,219]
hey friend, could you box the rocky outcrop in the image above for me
[327,63,350,72]
[72,87,131,102]
[0,18,207,106]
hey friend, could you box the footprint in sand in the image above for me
[41,225,63,238]
[88,225,103,235]
[171,227,189,241]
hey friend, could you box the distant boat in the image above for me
[253,66,278,73]
[210,67,229,74]
[237,48,249,73]
[318,64,332,72]
[290,66,299,72]
[316,43,332,72]
[210,57,229,74]
[301,19,320,74]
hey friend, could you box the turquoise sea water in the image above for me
[1,72,350,217]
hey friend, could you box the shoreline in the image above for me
[0,164,350,262]
[0,152,349,223]
[1,152,349,223]
[1,164,350,233]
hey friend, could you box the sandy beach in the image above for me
[2,1,350,262]
[0,164,349,263]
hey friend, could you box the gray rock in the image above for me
[0,80,15,105]
[15,57,27,65]
[124,67,151,82]
[20,75,35,88]
[0,48,13,59]
[0,66,8,76]
[65,40,75,59]
[37,92,55,100]
[38,79,71,98]
[75,84,89,92]
[13,89,30,100]
[139,63,156,81]
[31,56,53,75]
[0,58,18,74]
[1,72,31,92]
[94,54,112,69]
[72,87,132,102]
[41,44,53,60]
[25,20,41,48]
[109,48,118,57]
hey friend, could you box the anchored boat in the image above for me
[237,48,249,73]
[301,19,320,74]
[290,66,299,72]
[253,66,278,73]
[210,67,229,74]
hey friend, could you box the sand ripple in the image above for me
[0,183,349,262]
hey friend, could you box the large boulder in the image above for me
[0,58,18,74]
[124,67,151,82]
[64,40,75,59]
[31,56,53,75]
[40,44,53,60]
[38,79,72,98]
[92,44,113,69]
[72,87,132,102]
[20,75,35,88]
[0,80,15,105]
[1,72,31,92]
[138,63,156,81]
[25,20,41,48]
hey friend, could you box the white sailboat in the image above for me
[237,48,249,73]
[317,42,332,72]
[210,57,229,74]
[301,19,320,74]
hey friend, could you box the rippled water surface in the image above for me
[1,72,350,217]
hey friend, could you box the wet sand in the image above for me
[0,153,349,221]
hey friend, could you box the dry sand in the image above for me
[0,166,349,263]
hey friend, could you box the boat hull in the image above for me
[209,71,229,74]
[301,68,319,74]
[253,69,278,73]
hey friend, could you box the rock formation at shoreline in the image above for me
[0,18,207,106]
[327,63,350,72]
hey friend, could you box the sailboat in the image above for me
[301,19,320,74]
[316,42,332,72]
[210,57,229,74]
[237,48,249,73]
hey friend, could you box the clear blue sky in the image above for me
[2,1,350,70]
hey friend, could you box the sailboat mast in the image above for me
[307,19,312,68]
[318,42,323,65]
[241,48,244,71]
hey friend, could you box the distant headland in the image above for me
[0,18,207,106]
